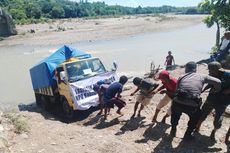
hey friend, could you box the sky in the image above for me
[75,0,202,7]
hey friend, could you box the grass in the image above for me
[3,109,29,134]
[0,37,4,41]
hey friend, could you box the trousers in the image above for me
[171,101,202,135]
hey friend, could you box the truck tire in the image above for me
[40,95,51,110]
[62,99,74,120]
[35,93,41,107]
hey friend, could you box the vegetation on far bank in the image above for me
[0,0,206,25]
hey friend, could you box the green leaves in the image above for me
[1,0,222,25]
[198,0,229,48]
[199,0,230,30]
[203,16,214,28]
[51,5,65,18]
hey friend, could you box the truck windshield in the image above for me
[66,58,106,83]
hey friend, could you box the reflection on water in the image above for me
[0,23,216,105]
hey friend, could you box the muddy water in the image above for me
[77,23,215,75]
[0,23,215,108]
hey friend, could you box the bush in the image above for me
[56,26,66,31]
[210,46,218,54]
[3,109,29,134]
[156,14,175,22]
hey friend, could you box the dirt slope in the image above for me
[3,64,229,153]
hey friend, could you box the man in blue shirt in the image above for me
[103,75,128,120]
[195,62,230,140]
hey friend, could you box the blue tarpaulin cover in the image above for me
[30,45,91,89]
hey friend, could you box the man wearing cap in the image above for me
[170,61,221,140]
[195,61,230,140]
[151,70,177,123]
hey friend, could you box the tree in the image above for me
[186,8,198,14]
[25,3,42,19]
[2,0,216,23]
[51,5,65,18]
[198,0,230,48]
[218,1,230,30]
[38,0,53,14]
[0,0,9,7]
[9,8,27,20]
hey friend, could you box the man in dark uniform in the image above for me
[170,61,221,140]
[195,62,230,140]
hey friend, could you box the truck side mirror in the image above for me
[112,61,118,71]
[60,71,66,81]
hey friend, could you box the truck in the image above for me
[30,45,118,119]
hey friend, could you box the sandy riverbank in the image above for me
[1,14,206,46]
[0,64,229,153]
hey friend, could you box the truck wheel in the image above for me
[40,95,50,110]
[62,99,74,119]
[35,94,41,107]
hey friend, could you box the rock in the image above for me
[0,8,17,36]
[20,133,29,139]
[0,125,4,132]
[29,29,35,33]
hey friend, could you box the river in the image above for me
[0,23,215,108]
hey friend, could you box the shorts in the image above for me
[136,94,152,106]
[156,94,172,115]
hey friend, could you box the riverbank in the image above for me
[1,64,229,153]
[1,14,206,46]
